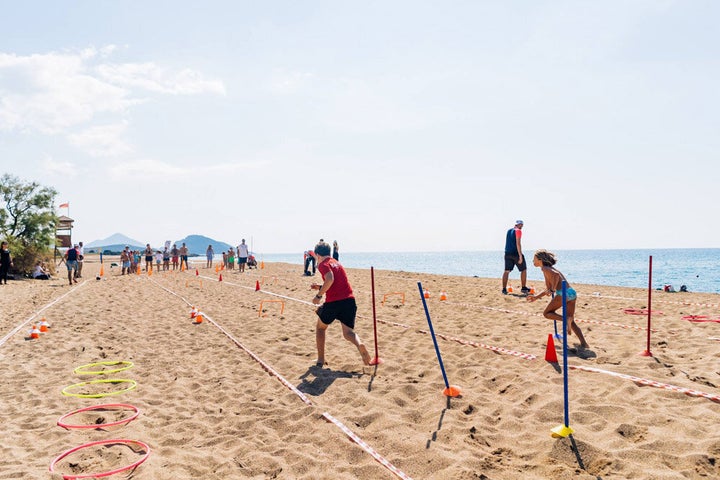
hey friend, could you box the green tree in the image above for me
[0,174,58,274]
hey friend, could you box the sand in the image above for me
[1,256,719,479]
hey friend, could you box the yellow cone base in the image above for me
[551,424,574,438]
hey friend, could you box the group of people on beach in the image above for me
[120,243,190,275]
[205,239,254,272]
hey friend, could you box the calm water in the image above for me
[252,249,720,294]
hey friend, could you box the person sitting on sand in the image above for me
[310,241,371,367]
[527,249,589,349]
[32,261,51,280]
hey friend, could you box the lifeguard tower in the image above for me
[55,215,74,264]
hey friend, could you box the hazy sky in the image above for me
[1,1,718,253]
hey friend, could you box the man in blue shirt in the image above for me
[502,220,530,295]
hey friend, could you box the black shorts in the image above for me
[504,253,527,272]
[145,255,153,262]
[238,257,247,264]
[316,297,357,329]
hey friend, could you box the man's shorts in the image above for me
[316,297,357,329]
[66,260,78,271]
[238,257,248,264]
[504,254,527,272]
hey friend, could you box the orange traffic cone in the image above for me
[423,288,430,299]
[439,291,448,301]
[260,261,265,269]
[545,334,558,363]
[99,265,104,277]
[255,280,260,291]
[136,265,141,275]
[39,317,50,332]
[190,306,198,319]
[530,287,535,295]
[29,325,41,339]
[195,313,204,324]
[507,286,513,293]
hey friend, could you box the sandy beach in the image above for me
[1,256,719,479]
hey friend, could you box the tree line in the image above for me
[0,174,59,275]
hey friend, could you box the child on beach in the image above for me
[310,241,371,367]
[527,249,589,349]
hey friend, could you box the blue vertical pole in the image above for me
[417,282,450,389]
[561,280,570,428]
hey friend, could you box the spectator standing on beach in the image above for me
[0,241,12,284]
[75,241,85,279]
[332,240,339,261]
[237,239,249,273]
[162,247,170,270]
[310,241,371,367]
[155,250,162,271]
[304,249,316,276]
[120,247,131,275]
[64,245,79,285]
[171,243,179,270]
[502,220,530,295]
[527,249,589,349]
[144,244,153,272]
[206,245,214,268]
[227,247,235,270]
[179,243,189,270]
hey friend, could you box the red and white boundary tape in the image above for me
[418,330,536,360]
[569,365,720,404]
[580,293,720,309]
[150,277,413,480]
[0,280,87,348]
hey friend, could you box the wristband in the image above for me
[315,294,322,299]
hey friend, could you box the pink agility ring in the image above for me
[49,439,150,479]
[57,403,140,430]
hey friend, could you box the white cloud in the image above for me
[96,62,227,95]
[41,156,78,177]
[67,122,133,157]
[108,159,266,180]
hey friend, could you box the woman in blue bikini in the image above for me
[527,249,589,349]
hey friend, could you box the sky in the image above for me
[1,1,718,254]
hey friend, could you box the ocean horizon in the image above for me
[206,248,720,294]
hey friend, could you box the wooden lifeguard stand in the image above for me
[55,215,74,265]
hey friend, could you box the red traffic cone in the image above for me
[39,318,51,332]
[218,273,223,282]
[423,288,430,299]
[190,306,198,319]
[255,280,260,291]
[29,325,41,339]
[545,333,558,363]
[195,268,199,276]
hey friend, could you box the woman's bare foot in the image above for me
[358,344,371,365]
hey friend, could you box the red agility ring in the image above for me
[57,403,140,430]
[49,439,150,479]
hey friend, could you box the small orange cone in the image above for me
[195,313,204,324]
[439,291,448,301]
[507,286,513,293]
[99,265,104,277]
[29,325,41,339]
[39,318,50,332]
[255,280,260,291]
[136,265,141,275]
[260,261,265,269]
[423,288,430,299]
[530,287,535,295]
[215,265,219,273]
[545,334,558,363]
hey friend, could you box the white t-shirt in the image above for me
[238,243,249,257]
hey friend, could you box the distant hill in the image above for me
[174,235,234,256]
[85,233,144,253]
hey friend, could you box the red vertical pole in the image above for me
[368,266,383,365]
[640,255,653,356]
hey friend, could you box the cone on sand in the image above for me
[545,333,558,363]
[190,306,198,319]
[99,264,104,277]
[39,317,51,332]
[196,268,199,276]
[195,313,204,324]
[218,273,223,282]
[29,325,41,339]
[439,291,448,301]
[255,280,260,291]
[423,288,430,299]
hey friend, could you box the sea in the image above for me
[248,249,720,294]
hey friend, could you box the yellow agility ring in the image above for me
[74,360,134,376]
[62,379,138,399]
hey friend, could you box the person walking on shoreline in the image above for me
[310,241,370,367]
[502,220,530,295]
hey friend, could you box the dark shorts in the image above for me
[316,297,357,329]
[504,253,527,272]
[238,257,247,264]
[145,255,153,262]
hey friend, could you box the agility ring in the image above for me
[62,379,137,399]
[49,439,150,479]
[74,360,134,376]
[57,403,140,430]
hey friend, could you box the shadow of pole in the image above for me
[568,434,587,471]
[367,365,379,392]
[426,397,451,449]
